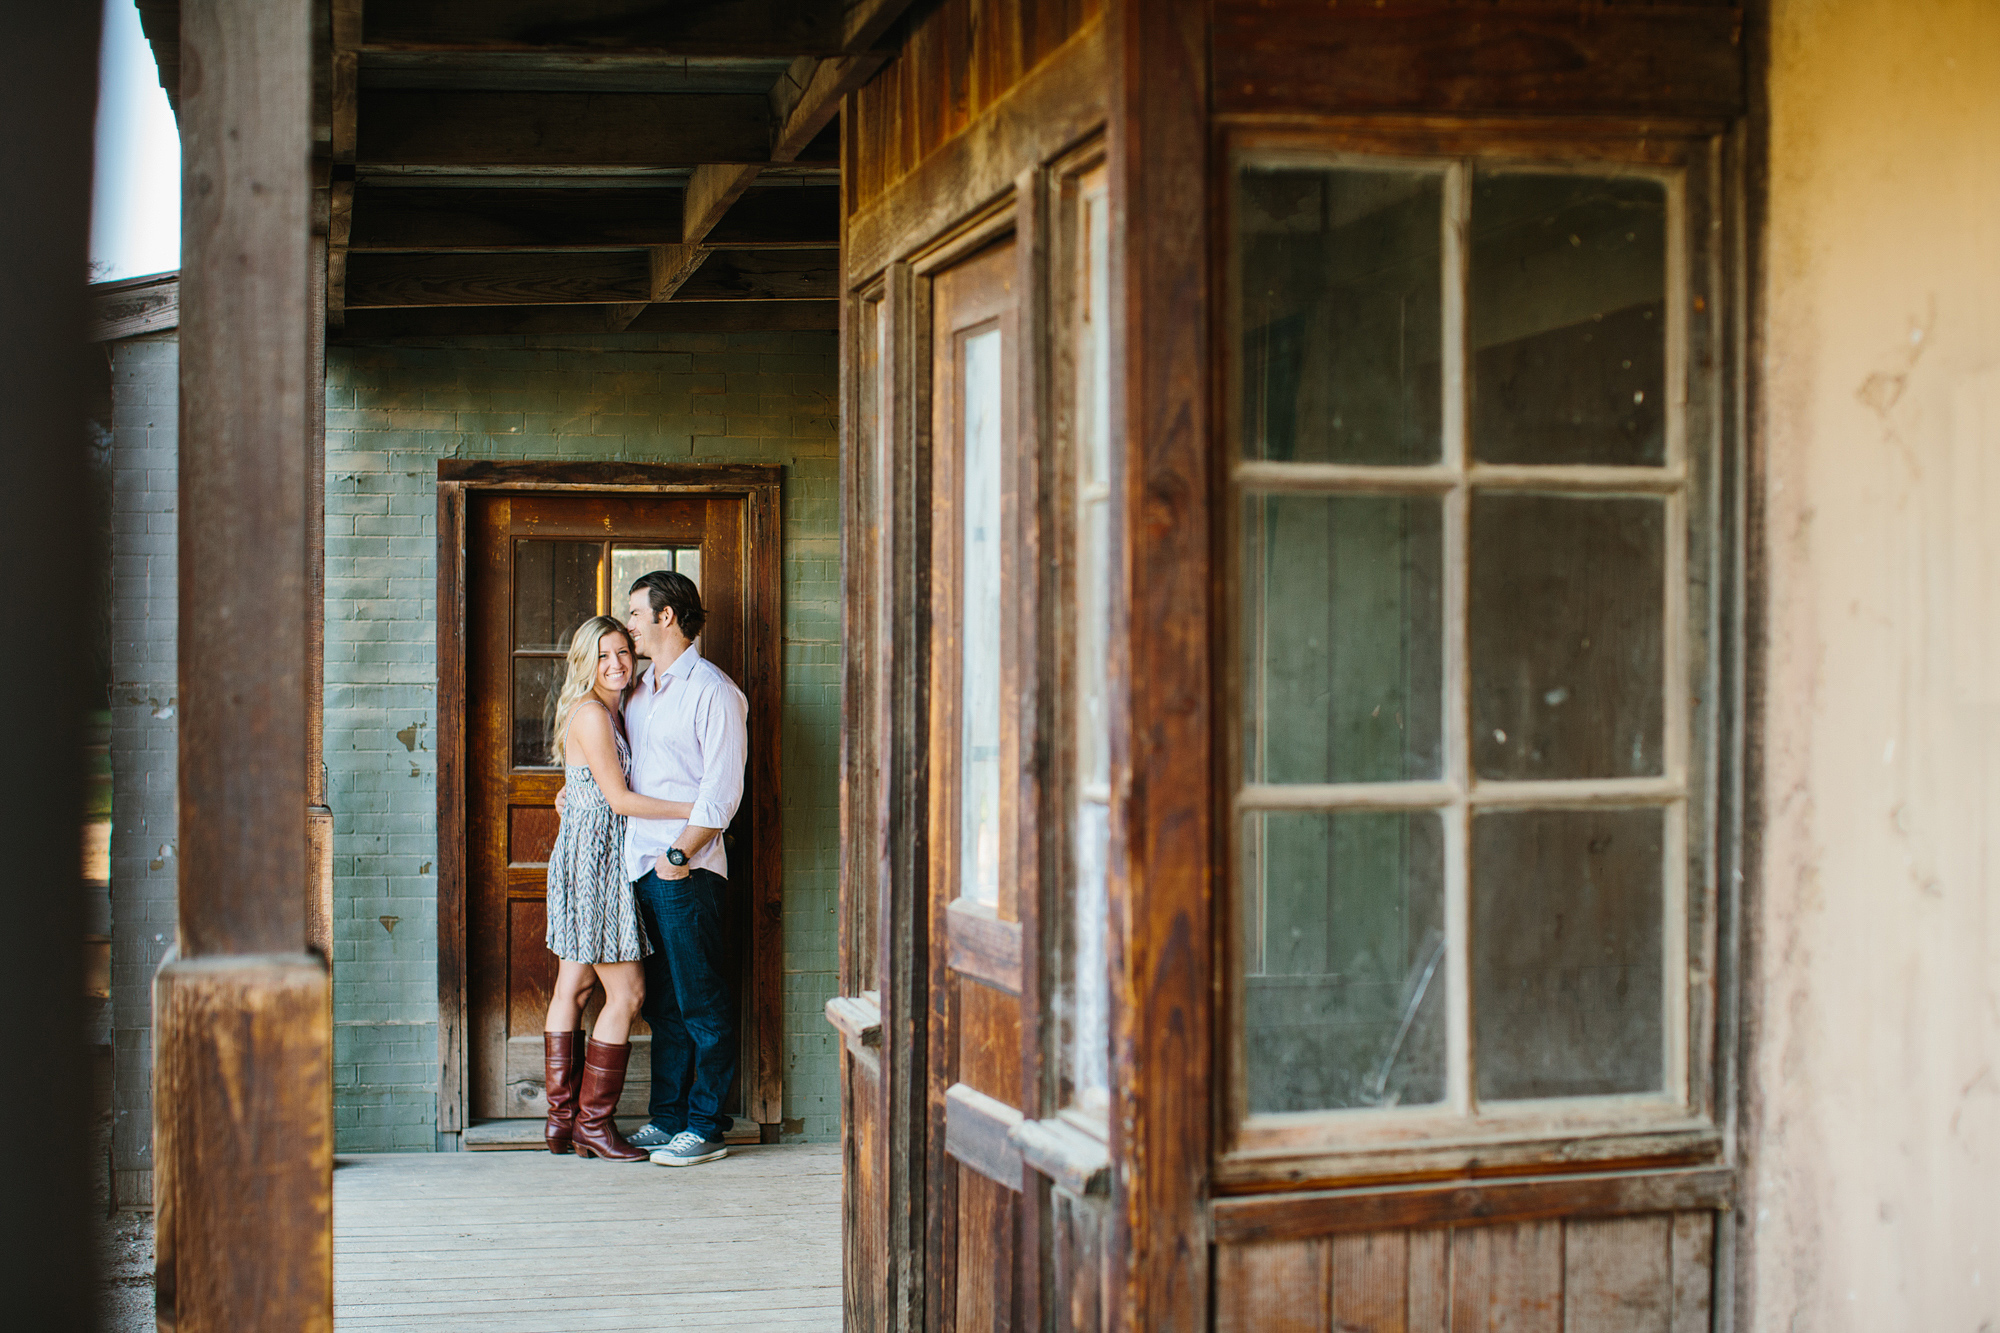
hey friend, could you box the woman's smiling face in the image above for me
[595,630,635,693]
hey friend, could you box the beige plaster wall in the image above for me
[1751,1,2000,1326]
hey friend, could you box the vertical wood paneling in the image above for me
[847,0,1101,215]
[1211,1211,1721,1333]
[1668,1212,1715,1333]
[1408,1228,1452,1332]
[1448,1221,1564,1333]
[1053,1187,1108,1333]
[1213,1239,1331,1333]
[1563,1216,1672,1333]
[1333,1231,1413,1333]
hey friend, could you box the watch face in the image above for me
[667,848,688,866]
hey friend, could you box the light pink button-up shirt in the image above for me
[622,642,748,883]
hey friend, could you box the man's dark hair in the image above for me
[630,569,706,639]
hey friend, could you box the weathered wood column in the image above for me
[154,0,333,1328]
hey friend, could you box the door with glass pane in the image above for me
[466,489,742,1124]
[925,236,1028,1329]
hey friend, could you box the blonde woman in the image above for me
[541,616,694,1160]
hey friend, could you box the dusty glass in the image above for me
[1470,494,1665,780]
[1470,172,1668,466]
[1237,165,1445,464]
[1473,807,1665,1100]
[959,328,1004,907]
[1244,809,1447,1112]
[514,540,600,652]
[1242,494,1444,785]
[512,656,564,769]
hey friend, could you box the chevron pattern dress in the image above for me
[544,723,651,963]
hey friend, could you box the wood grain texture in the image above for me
[1211,1169,1736,1245]
[1105,0,1211,1329]
[1212,1238,1330,1333]
[946,898,1026,994]
[945,1081,1027,1188]
[1449,1221,1563,1333]
[154,956,333,1332]
[357,91,773,168]
[86,271,180,341]
[331,1145,841,1329]
[364,0,848,56]
[344,251,648,306]
[1053,1187,1109,1333]
[678,247,842,300]
[178,0,312,956]
[846,0,1105,218]
[1667,1211,1714,1333]
[1333,1230,1414,1333]
[437,460,783,489]
[435,481,469,1135]
[1563,1215,1671,1332]
[338,300,838,337]
[1408,1229,1451,1332]
[846,17,1107,287]
[1210,3,1745,119]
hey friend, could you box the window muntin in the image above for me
[1231,149,1698,1141]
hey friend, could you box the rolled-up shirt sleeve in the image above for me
[687,682,748,831]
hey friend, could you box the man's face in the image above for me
[626,588,670,660]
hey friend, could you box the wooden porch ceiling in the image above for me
[139,1,910,335]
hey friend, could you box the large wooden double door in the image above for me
[451,468,783,1136]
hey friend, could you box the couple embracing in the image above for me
[537,570,747,1168]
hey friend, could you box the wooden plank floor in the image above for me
[333,1143,841,1332]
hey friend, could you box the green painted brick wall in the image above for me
[324,329,843,1151]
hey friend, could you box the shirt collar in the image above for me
[660,641,702,680]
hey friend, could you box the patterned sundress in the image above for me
[544,717,652,963]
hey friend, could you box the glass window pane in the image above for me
[512,657,564,768]
[1473,808,1665,1100]
[514,540,601,651]
[611,546,702,668]
[1068,801,1110,1108]
[1470,173,1668,466]
[960,328,1004,907]
[1245,810,1446,1112]
[1471,494,1664,780]
[1238,165,1444,464]
[1243,494,1444,784]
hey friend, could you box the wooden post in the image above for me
[1106,1,1212,1329]
[157,1,334,1329]
[0,5,102,1329]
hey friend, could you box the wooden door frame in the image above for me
[435,459,786,1142]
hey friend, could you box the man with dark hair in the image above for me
[619,569,748,1166]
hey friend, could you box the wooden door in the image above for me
[464,489,754,1125]
[925,237,1033,1331]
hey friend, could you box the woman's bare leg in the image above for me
[591,961,645,1046]
[547,959,599,1033]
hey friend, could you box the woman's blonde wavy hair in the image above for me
[547,615,636,765]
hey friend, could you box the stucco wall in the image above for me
[323,329,842,1151]
[1749,2,2000,1325]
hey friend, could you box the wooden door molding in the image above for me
[436,459,785,1141]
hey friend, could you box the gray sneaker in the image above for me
[650,1129,728,1167]
[625,1122,679,1150]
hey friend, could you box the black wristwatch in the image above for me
[665,847,689,867]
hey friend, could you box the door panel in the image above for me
[467,490,750,1125]
[925,236,1030,1332]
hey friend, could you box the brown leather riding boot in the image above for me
[543,1029,584,1154]
[572,1037,648,1161]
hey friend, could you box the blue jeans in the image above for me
[633,868,736,1140]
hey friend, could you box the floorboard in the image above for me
[334,1144,841,1332]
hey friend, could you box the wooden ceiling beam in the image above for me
[346,185,838,251]
[337,300,838,339]
[357,91,778,169]
[364,0,849,57]
[345,248,838,307]
[346,251,650,307]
